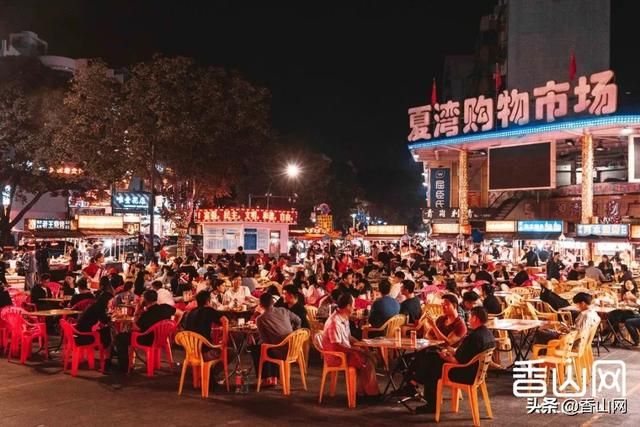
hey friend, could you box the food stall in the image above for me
[195,208,297,256]
[574,223,631,263]
[76,215,132,267]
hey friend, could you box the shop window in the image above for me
[244,228,257,251]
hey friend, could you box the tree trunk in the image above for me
[176,227,188,259]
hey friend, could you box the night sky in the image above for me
[1,0,497,222]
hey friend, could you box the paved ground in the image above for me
[1,338,639,427]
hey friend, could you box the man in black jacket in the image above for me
[521,247,539,267]
[406,307,496,413]
[546,252,565,280]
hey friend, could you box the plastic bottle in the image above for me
[235,372,242,394]
[241,369,249,394]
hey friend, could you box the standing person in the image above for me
[68,245,79,272]
[82,253,105,289]
[521,247,539,267]
[251,293,301,387]
[546,252,565,281]
[441,246,456,268]
[35,242,50,275]
[321,293,380,397]
[23,245,38,291]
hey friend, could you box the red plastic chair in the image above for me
[1,307,48,363]
[59,319,106,376]
[46,282,62,298]
[11,293,28,308]
[129,320,176,377]
[71,298,96,312]
[0,306,10,351]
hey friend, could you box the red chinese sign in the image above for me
[195,208,298,224]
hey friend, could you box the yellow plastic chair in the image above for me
[305,305,318,322]
[257,328,310,395]
[361,314,406,339]
[567,323,600,388]
[531,330,579,385]
[175,321,230,399]
[435,349,494,426]
[423,303,444,319]
[538,301,573,326]
[511,287,533,298]
[313,333,356,408]
[362,314,406,369]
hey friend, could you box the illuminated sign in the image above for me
[431,223,459,234]
[631,225,640,240]
[367,225,408,235]
[27,219,74,231]
[576,224,628,237]
[195,208,298,224]
[486,221,516,233]
[77,215,124,230]
[316,214,333,233]
[112,191,151,213]
[428,168,450,208]
[517,220,563,234]
[408,70,617,142]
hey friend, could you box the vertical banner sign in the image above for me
[429,168,450,208]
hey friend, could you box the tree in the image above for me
[121,56,271,249]
[0,57,101,246]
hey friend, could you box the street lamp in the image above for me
[285,163,301,179]
[250,163,303,209]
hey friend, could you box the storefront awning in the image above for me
[516,233,562,240]
[79,229,132,238]
[24,230,85,240]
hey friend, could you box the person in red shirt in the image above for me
[323,272,336,293]
[83,252,105,289]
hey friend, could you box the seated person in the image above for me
[566,263,581,281]
[424,294,467,347]
[0,283,12,308]
[608,308,640,347]
[115,290,176,372]
[224,273,257,307]
[406,307,495,413]
[30,278,52,310]
[250,293,301,387]
[108,268,124,290]
[492,264,510,282]
[475,264,494,284]
[534,292,600,350]
[512,264,529,287]
[368,279,400,329]
[539,280,570,311]
[62,273,76,296]
[322,293,379,397]
[75,293,114,368]
[317,289,341,319]
[400,280,422,325]
[461,291,481,325]
[210,278,229,310]
[114,281,135,306]
[481,283,502,315]
[277,284,310,329]
[152,280,175,307]
[465,265,478,283]
[184,291,226,359]
[69,278,94,308]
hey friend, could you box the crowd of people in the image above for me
[2,237,640,410]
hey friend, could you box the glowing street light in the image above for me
[285,163,301,179]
